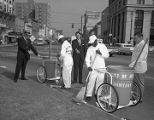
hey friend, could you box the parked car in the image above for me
[116,43,134,55]
[105,44,119,57]
[45,39,50,45]
[33,38,46,46]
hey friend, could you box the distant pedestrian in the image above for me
[85,35,109,101]
[58,35,73,89]
[72,31,86,84]
[14,31,40,83]
[129,32,149,103]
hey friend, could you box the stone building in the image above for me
[0,0,15,44]
[109,0,154,45]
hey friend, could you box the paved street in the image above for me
[0,45,154,120]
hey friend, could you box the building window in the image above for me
[134,10,144,33]
[151,11,154,29]
[4,5,6,12]
[9,7,12,13]
[119,1,122,8]
[123,0,127,5]
[137,0,145,4]
[150,11,154,46]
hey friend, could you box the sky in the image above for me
[34,0,109,36]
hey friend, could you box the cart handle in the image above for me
[93,68,113,84]
[39,55,50,59]
[93,68,107,73]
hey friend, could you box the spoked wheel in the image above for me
[36,65,47,83]
[130,82,142,106]
[96,83,119,113]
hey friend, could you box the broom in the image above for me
[132,38,149,70]
[72,54,97,104]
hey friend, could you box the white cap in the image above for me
[88,35,97,44]
[71,36,76,41]
[58,35,64,41]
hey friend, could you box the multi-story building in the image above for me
[109,0,154,46]
[14,0,34,19]
[0,0,15,44]
[35,2,49,28]
[14,0,50,37]
[101,7,110,43]
[1,0,14,14]
[14,17,24,33]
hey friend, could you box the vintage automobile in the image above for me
[105,44,119,57]
[33,38,47,46]
[116,43,134,55]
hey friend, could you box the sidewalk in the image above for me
[0,67,120,120]
[0,43,17,47]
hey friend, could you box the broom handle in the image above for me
[85,54,97,83]
[132,38,149,70]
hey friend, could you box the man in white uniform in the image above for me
[129,32,148,103]
[85,35,109,101]
[58,35,73,89]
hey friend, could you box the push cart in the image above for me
[96,65,142,113]
[36,56,61,84]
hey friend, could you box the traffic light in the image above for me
[72,23,74,28]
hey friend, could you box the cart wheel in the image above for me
[36,65,47,83]
[130,82,142,106]
[96,83,119,113]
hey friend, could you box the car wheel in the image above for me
[109,53,113,57]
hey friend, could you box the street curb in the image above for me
[0,43,17,47]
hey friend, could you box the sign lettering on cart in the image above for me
[113,83,132,88]
[110,72,134,88]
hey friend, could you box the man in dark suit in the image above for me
[14,31,40,83]
[72,31,86,84]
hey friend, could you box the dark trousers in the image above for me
[133,73,145,100]
[14,57,28,80]
[73,58,84,83]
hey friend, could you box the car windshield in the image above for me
[124,45,133,47]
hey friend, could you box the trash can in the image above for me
[107,65,134,106]
[43,57,58,78]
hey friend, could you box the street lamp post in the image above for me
[81,15,83,33]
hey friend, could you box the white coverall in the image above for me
[60,40,73,88]
[85,43,109,97]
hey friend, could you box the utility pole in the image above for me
[81,15,83,33]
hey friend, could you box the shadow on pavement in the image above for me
[2,70,14,81]
[28,75,38,82]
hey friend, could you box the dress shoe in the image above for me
[20,77,28,80]
[13,79,18,83]
[60,85,66,89]
[79,81,83,84]
[85,97,91,102]
[72,81,77,84]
